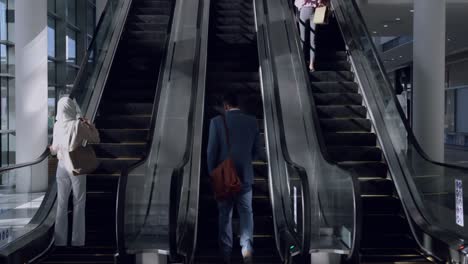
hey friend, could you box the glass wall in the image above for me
[0,0,14,168]
[47,0,96,136]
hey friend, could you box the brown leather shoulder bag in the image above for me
[210,116,241,200]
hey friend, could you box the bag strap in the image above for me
[221,115,231,153]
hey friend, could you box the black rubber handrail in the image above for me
[259,0,312,258]
[168,0,207,261]
[285,0,362,259]
[0,149,50,174]
[115,0,177,259]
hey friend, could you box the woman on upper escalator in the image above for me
[295,0,328,72]
[50,97,100,247]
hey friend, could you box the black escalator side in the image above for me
[38,1,174,263]
[311,18,431,263]
[194,0,281,263]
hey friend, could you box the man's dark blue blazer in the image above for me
[207,109,263,193]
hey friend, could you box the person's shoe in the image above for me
[243,251,253,264]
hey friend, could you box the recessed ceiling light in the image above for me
[373,31,378,34]
[399,55,403,58]
[395,18,401,21]
[448,38,452,41]
[410,9,414,13]
[383,24,388,28]
[391,58,395,61]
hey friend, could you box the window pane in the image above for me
[48,86,56,136]
[67,0,76,25]
[1,79,7,130]
[48,60,56,84]
[0,44,6,74]
[0,0,6,41]
[66,66,78,85]
[48,0,55,13]
[66,29,77,63]
[87,5,95,36]
[47,17,56,57]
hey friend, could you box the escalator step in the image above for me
[317,105,367,119]
[101,89,155,102]
[328,146,382,162]
[324,132,376,146]
[207,72,260,83]
[124,30,167,40]
[315,61,351,71]
[93,143,146,158]
[362,195,401,214]
[94,158,141,174]
[131,7,172,15]
[362,214,410,235]
[98,128,149,143]
[314,92,363,106]
[338,161,388,178]
[319,118,371,132]
[100,103,153,116]
[310,81,358,93]
[361,234,417,249]
[127,14,170,24]
[310,71,354,82]
[96,115,151,129]
[361,248,430,263]
[359,178,394,195]
[126,22,168,31]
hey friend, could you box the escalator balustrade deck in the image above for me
[38,0,174,263]
[311,18,432,263]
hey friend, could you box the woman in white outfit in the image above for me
[295,0,324,71]
[50,97,99,246]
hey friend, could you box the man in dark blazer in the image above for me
[207,92,263,264]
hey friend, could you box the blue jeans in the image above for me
[217,190,254,257]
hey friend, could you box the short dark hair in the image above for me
[223,92,239,107]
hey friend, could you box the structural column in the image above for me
[412,0,446,162]
[15,0,48,192]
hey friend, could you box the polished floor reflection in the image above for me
[0,191,45,247]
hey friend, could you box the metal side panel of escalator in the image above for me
[0,0,177,263]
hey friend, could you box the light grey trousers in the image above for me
[299,6,316,63]
[55,161,86,246]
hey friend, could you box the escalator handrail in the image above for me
[341,0,468,172]
[257,0,313,257]
[282,0,362,259]
[69,0,114,104]
[115,0,177,256]
[0,149,50,174]
[168,0,207,260]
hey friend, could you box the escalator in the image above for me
[310,18,431,263]
[194,0,281,263]
[28,0,175,263]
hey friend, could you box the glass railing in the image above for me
[0,0,131,259]
[332,0,468,258]
[255,0,361,260]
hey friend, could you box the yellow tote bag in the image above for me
[313,6,328,25]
